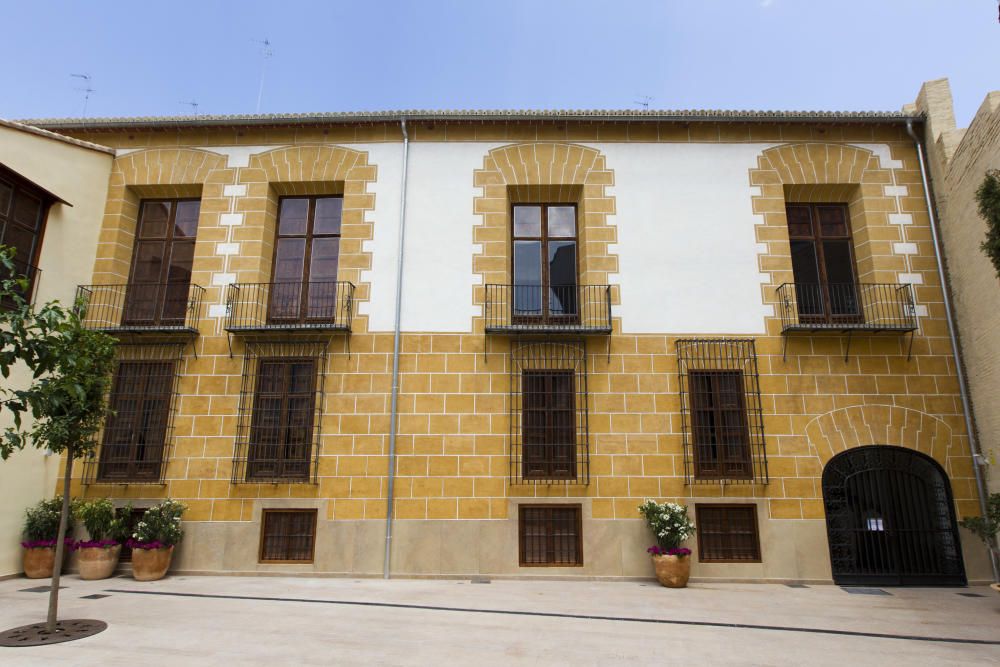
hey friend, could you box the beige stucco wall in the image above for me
[0,123,112,576]
[914,80,1000,494]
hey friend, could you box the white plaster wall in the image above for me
[0,125,113,576]
[357,140,907,335]
[355,141,503,333]
[595,143,773,334]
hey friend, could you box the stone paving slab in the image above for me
[0,576,998,665]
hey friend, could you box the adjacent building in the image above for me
[1,87,995,583]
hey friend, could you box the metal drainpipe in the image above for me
[383,119,410,579]
[906,119,999,580]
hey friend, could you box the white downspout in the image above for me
[383,118,409,579]
[906,119,999,580]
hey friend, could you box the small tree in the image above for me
[0,246,116,633]
[976,169,1000,278]
[959,493,1000,559]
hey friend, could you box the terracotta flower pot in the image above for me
[78,544,121,580]
[23,547,56,579]
[131,546,174,581]
[652,554,691,588]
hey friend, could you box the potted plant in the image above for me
[21,498,73,579]
[72,499,130,580]
[639,499,696,588]
[128,499,186,581]
[958,492,1000,593]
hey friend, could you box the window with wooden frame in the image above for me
[97,360,176,483]
[786,203,861,324]
[269,196,343,323]
[677,339,768,485]
[510,340,589,485]
[522,370,576,480]
[511,204,578,323]
[259,509,318,563]
[246,358,317,482]
[695,504,762,563]
[124,199,200,327]
[518,505,583,566]
[0,166,52,307]
[689,371,752,480]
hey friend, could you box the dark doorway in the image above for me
[822,446,966,586]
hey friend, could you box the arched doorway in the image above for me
[821,446,966,586]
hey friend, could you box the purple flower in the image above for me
[126,539,169,550]
[667,547,692,557]
[71,539,120,551]
[647,545,692,557]
[21,538,73,549]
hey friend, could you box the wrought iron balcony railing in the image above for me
[777,283,917,333]
[0,258,41,309]
[225,281,355,333]
[485,284,612,334]
[76,282,206,334]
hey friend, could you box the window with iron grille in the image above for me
[695,504,762,563]
[259,509,318,562]
[84,343,183,485]
[518,505,582,566]
[510,340,588,484]
[677,339,767,484]
[233,341,326,483]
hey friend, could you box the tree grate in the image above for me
[0,619,107,647]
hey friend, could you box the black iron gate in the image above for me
[821,446,966,586]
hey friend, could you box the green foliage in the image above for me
[23,498,73,541]
[638,499,696,550]
[0,245,118,461]
[133,499,187,546]
[74,498,125,542]
[113,502,134,543]
[959,493,1000,551]
[977,170,1000,279]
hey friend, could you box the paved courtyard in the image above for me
[0,575,998,665]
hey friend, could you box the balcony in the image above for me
[76,282,205,335]
[777,283,918,334]
[225,281,355,334]
[484,284,612,335]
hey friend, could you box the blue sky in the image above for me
[1,1,997,125]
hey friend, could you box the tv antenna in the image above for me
[254,38,274,113]
[634,95,653,111]
[180,100,200,115]
[71,73,95,117]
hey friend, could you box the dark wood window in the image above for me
[696,504,761,563]
[259,509,318,563]
[689,370,752,480]
[247,358,317,481]
[124,199,200,326]
[518,505,582,566]
[0,166,50,305]
[269,196,343,322]
[522,370,576,480]
[786,203,860,323]
[511,204,578,323]
[98,361,175,482]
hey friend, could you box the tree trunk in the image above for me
[46,453,73,632]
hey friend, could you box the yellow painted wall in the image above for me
[0,122,113,576]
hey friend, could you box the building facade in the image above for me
[912,79,1000,496]
[7,105,993,583]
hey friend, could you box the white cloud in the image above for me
[760,0,775,7]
